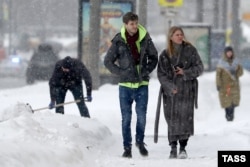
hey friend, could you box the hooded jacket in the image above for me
[104,24,158,86]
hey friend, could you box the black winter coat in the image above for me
[49,57,92,101]
[157,43,204,141]
[104,32,158,83]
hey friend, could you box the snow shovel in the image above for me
[27,98,87,113]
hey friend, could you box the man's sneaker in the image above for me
[122,147,132,158]
[136,143,148,156]
[169,148,177,159]
[178,149,188,159]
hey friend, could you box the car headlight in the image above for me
[11,57,20,63]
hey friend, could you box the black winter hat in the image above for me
[224,46,234,53]
[62,56,73,69]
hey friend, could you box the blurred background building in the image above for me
[0,0,250,88]
[0,0,249,53]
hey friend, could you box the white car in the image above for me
[0,55,28,78]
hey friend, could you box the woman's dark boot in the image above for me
[225,105,235,121]
[179,139,188,159]
[169,142,177,159]
[179,147,188,159]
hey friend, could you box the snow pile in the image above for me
[0,103,33,122]
[0,104,113,167]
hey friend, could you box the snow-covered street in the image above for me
[0,70,250,167]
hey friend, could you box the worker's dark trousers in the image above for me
[55,85,90,118]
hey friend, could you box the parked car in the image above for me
[0,54,28,78]
[26,43,59,84]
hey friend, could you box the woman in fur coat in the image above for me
[156,26,204,159]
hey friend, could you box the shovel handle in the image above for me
[32,99,82,112]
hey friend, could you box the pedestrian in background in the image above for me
[156,26,204,159]
[104,12,158,158]
[0,42,6,61]
[48,56,92,118]
[216,46,243,121]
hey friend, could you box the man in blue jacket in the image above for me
[104,12,158,158]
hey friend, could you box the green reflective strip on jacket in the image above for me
[119,81,149,88]
[118,65,147,88]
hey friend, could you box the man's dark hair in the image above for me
[122,12,138,24]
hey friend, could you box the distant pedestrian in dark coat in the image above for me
[0,43,6,61]
[216,46,243,121]
[48,56,92,118]
[156,26,204,159]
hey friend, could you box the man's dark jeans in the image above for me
[55,84,90,117]
[119,85,148,148]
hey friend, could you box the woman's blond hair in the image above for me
[166,26,191,57]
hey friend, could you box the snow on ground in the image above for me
[0,70,250,167]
